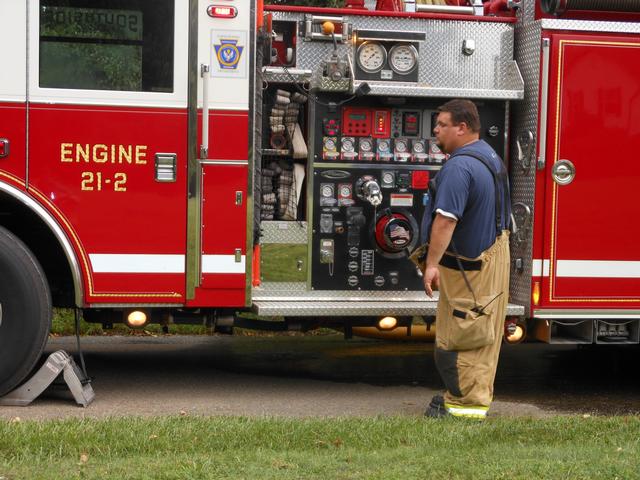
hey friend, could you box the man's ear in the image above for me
[456,122,468,136]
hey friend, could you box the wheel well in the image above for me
[0,191,75,307]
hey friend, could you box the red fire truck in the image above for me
[1,0,639,395]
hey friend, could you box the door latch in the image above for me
[0,138,9,159]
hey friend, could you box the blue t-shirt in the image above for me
[420,139,509,258]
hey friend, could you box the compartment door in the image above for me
[27,0,189,304]
[0,2,27,186]
[187,0,252,306]
[542,33,640,306]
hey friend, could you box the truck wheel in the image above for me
[0,226,52,396]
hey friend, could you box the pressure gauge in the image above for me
[321,184,334,198]
[377,139,391,153]
[381,171,396,188]
[339,184,352,198]
[324,137,337,150]
[356,42,387,74]
[388,44,418,75]
[341,137,355,153]
[359,137,373,153]
[412,140,426,154]
[394,138,409,153]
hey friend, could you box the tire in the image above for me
[0,226,52,396]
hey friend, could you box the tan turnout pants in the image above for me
[434,231,510,418]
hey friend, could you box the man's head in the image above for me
[433,99,481,154]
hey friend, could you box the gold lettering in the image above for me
[61,143,73,162]
[118,145,132,164]
[114,172,127,192]
[93,144,108,163]
[111,145,116,163]
[81,172,93,190]
[135,145,147,164]
[76,144,89,163]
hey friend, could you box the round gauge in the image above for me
[356,42,387,74]
[378,140,390,152]
[394,139,408,153]
[321,185,334,197]
[341,138,355,152]
[324,138,336,150]
[388,44,418,75]
[382,172,395,184]
[339,185,352,197]
[412,141,425,154]
[359,138,373,152]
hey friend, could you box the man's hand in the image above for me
[423,265,440,298]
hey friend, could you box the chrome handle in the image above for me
[517,130,535,173]
[234,248,242,263]
[155,153,177,182]
[538,38,551,170]
[200,64,210,159]
[235,191,243,206]
[552,159,576,185]
[0,138,9,158]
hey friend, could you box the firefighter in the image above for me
[421,99,511,419]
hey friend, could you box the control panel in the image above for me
[310,96,507,291]
[312,165,428,290]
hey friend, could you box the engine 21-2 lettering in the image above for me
[80,171,127,192]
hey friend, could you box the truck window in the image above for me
[39,0,174,92]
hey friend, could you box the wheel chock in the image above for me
[0,350,95,407]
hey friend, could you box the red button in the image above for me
[412,170,429,189]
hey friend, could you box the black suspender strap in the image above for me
[448,152,510,236]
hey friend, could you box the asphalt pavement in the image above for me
[1,334,639,420]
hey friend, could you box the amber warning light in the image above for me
[207,5,238,18]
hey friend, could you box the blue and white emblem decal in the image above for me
[214,39,243,70]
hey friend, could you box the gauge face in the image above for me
[324,138,336,150]
[394,139,408,153]
[339,185,352,197]
[341,138,355,152]
[321,184,334,198]
[377,140,390,152]
[412,141,425,154]
[388,44,418,75]
[356,42,387,74]
[382,172,395,185]
[359,138,373,152]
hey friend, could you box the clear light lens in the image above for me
[506,324,525,344]
[378,316,398,330]
[126,310,148,328]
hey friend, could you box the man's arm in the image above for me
[423,213,457,297]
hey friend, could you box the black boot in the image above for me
[424,394,450,418]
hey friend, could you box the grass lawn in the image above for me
[1,416,639,479]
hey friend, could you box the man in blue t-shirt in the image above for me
[421,99,511,420]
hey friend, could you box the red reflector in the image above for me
[412,170,429,189]
[207,5,238,18]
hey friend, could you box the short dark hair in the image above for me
[437,99,481,133]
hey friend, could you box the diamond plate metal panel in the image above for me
[270,11,523,99]
[519,0,537,22]
[510,20,543,316]
[541,18,640,33]
[253,299,524,316]
[254,285,434,300]
[252,284,524,315]
[260,221,308,244]
[263,67,313,85]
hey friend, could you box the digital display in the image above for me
[349,113,367,120]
